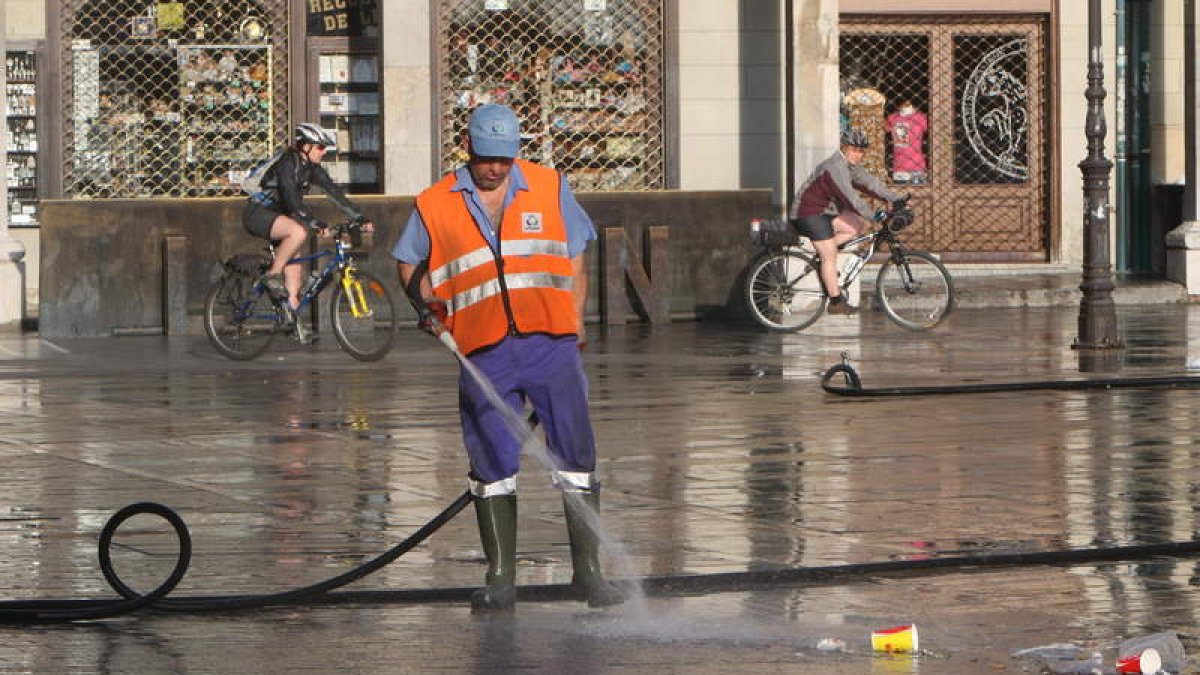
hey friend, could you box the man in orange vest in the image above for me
[393,104,623,612]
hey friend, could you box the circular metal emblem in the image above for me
[960,39,1029,180]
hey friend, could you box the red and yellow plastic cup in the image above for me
[870,624,918,653]
[1117,647,1162,674]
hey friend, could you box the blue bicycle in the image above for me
[204,221,397,361]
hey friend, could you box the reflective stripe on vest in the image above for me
[446,271,575,317]
[415,159,577,354]
[429,238,570,289]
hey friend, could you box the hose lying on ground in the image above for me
[821,362,1200,397]
[4,493,1200,622]
[0,492,472,623]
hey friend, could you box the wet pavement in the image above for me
[2,305,1200,673]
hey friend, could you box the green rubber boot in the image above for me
[470,494,517,613]
[563,490,625,608]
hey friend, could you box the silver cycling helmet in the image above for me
[294,122,336,148]
[839,128,869,149]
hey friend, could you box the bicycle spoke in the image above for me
[745,250,826,332]
[875,251,953,330]
[331,271,397,361]
[204,275,278,359]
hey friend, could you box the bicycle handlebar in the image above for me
[328,220,364,235]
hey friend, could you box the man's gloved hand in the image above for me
[873,208,889,223]
[417,299,448,336]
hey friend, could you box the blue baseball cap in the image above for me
[468,104,521,159]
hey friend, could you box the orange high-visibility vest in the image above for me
[416,159,578,355]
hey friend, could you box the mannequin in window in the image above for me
[885,100,928,184]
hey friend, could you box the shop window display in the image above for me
[839,19,1048,258]
[436,0,665,191]
[6,51,39,225]
[317,53,381,194]
[60,0,288,198]
[839,33,931,186]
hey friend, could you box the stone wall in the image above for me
[39,190,772,337]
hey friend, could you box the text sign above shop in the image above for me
[307,0,379,37]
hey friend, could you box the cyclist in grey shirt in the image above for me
[791,129,905,314]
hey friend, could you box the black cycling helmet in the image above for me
[839,128,869,149]
[295,122,336,148]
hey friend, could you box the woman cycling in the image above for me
[242,123,375,336]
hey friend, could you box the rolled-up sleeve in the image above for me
[391,209,431,264]
[560,180,596,257]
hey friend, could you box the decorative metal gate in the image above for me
[435,0,666,191]
[841,17,1049,260]
[59,0,290,198]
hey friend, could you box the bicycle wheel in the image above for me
[330,269,398,361]
[744,249,826,332]
[874,250,954,330]
[204,273,280,360]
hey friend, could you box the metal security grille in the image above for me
[841,17,1048,260]
[60,1,290,198]
[436,0,665,191]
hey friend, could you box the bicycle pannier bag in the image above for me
[224,253,270,277]
[751,217,802,247]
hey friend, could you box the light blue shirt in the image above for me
[391,163,596,264]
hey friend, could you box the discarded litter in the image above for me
[1116,647,1162,674]
[1014,632,1187,675]
[871,624,918,653]
[1011,644,1105,675]
[1118,631,1185,674]
[816,637,847,652]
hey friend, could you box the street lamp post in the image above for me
[1075,0,1124,351]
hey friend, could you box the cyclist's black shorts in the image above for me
[243,202,282,240]
[793,214,835,242]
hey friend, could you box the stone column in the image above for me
[791,0,839,184]
[381,0,434,196]
[1166,0,1199,294]
[790,0,860,302]
[0,0,28,329]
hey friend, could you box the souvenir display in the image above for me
[440,2,663,191]
[842,87,888,180]
[6,51,39,225]
[177,46,273,193]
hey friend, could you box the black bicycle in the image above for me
[744,199,954,332]
[204,221,398,361]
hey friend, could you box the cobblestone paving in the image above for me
[2,306,1200,673]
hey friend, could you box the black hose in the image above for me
[0,502,192,623]
[821,362,1200,397]
[0,492,472,623]
[4,492,1200,621]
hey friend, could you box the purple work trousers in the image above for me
[458,334,597,484]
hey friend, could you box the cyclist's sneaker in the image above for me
[827,296,858,315]
[259,273,288,303]
[293,320,318,346]
[277,302,297,326]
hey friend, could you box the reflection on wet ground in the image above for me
[2,306,1200,673]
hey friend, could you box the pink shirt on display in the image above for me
[886,110,928,173]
